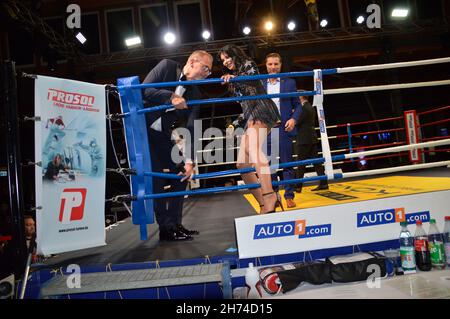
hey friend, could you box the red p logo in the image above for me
[59,188,87,224]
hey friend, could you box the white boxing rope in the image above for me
[343,138,450,160]
[194,139,450,172]
[324,80,450,95]
[336,57,450,74]
[199,135,243,141]
[343,160,450,179]
[197,161,237,168]
[313,69,334,181]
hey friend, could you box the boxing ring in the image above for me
[114,57,450,237]
[23,57,450,299]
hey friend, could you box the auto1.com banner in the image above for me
[35,75,106,255]
[235,190,450,259]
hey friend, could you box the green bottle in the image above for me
[428,219,445,269]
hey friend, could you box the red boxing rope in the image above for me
[417,105,450,116]
[420,118,450,128]
[334,127,405,139]
[334,116,403,128]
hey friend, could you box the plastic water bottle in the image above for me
[444,216,450,267]
[428,219,445,269]
[414,221,431,271]
[399,221,416,274]
[245,263,262,299]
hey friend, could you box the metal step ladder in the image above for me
[40,262,231,298]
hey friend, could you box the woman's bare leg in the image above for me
[236,133,263,206]
[245,121,277,213]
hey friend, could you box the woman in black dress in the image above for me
[218,45,282,214]
[44,153,69,180]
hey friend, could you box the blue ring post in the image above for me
[117,76,154,240]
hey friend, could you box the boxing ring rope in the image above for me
[125,68,447,160]
[141,139,450,182]
[417,105,450,116]
[422,135,450,142]
[299,115,406,161]
[293,103,445,167]
[335,57,450,73]
[416,104,450,152]
[117,69,338,91]
[180,83,447,173]
[122,139,450,202]
[315,103,448,164]
[127,90,318,117]
[420,119,450,128]
[333,128,404,139]
[323,116,404,129]
[115,57,450,239]
[324,80,450,95]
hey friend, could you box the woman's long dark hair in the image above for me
[53,154,62,165]
[217,45,251,73]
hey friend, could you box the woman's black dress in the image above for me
[229,59,281,129]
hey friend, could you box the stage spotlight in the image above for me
[75,32,87,44]
[202,30,211,40]
[264,21,274,32]
[320,19,328,28]
[164,32,176,44]
[391,8,409,18]
[243,26,251,35]
[356,16,365,24]
[287,21,296,31]
[125,36,141,48]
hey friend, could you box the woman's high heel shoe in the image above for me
[262,191,285,214]
[274,192,284,211]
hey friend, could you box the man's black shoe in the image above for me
[177,224,199,235]
[159,230,194,241]
[311,185,329,191]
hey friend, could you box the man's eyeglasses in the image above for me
[194,59,212,76]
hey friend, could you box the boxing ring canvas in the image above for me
[235,176,450,259]
[244,175,450,212]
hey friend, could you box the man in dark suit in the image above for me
[143,50,213,241]
[294,93,329,193]
[264,53,302,208]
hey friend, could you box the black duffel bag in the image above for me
[326,252,387,283]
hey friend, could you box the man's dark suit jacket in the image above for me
[142,59,201,160]
[263,77,302,138]
[297,100,318,145]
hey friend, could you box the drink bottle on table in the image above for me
[414,220,431,271]
[399,221,416,274]
[443,216,450,267]
[428,219,445,270]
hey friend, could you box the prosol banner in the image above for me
[35,75,106,255]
